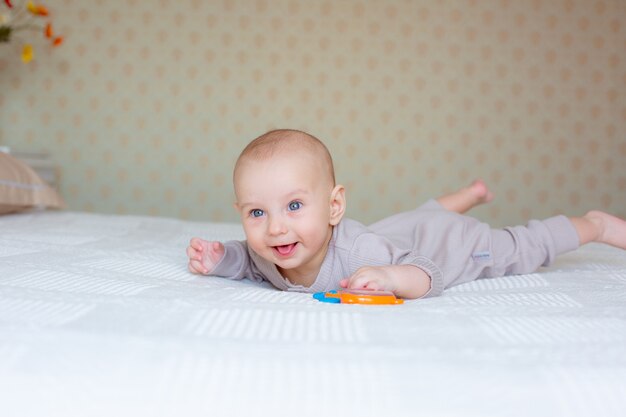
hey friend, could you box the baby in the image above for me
[187,129,626,299]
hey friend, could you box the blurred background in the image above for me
[1,0,624,227]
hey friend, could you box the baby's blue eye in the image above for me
[288,201,302,211]
[250,209,264,218]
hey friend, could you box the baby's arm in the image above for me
[187,237,225,275]
[339,264,432,299]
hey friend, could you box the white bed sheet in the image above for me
[1,211,625,417]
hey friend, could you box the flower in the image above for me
[1,0,63,63]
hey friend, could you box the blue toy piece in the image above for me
[313,290,340,303]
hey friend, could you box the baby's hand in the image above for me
[339,265,432,299]
[339,266,394,292]
[187,238,225,275]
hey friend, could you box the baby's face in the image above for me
[234,151,341,278]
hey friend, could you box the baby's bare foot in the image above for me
[467,179,494,206]
[437,179,495,214]
[583,211,626,249]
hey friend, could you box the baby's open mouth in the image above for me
[273,243,297,257]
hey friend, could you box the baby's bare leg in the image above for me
[436,179,494,214]
[569,211,626,249]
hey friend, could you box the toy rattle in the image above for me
[313,289,404,305]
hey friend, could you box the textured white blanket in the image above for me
[1,211,625,417]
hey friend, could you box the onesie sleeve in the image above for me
[348,232,445,298]
[207,240,267,283]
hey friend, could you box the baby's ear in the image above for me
[329,185,346,226]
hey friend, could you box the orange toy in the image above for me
[313,289,404,305]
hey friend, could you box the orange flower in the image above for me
[5,1,62,63]
[27,1,49,17]
[21,44,34,63]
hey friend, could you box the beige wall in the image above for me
[1,0,624,227]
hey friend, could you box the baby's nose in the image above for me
[268,216,288,235]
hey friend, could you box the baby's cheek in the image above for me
[302,223,331,249]
[245,232,266,255]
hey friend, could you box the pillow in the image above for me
[0,152,65,214]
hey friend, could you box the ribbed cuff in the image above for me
[542,215,580,256]
[209,240,246,278]
[403,255,444,298]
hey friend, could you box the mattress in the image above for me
[1,211,625,417]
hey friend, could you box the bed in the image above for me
[1,210,625,417]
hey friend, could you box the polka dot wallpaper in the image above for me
[1,0,624,227]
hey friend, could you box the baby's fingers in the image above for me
[339,277,370,289]
[344,268,385,291]
[343,274,370,290]
[189,237,207,251]
[211,241,225,254]
[186,245,201,260]
[188,259,209,275]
